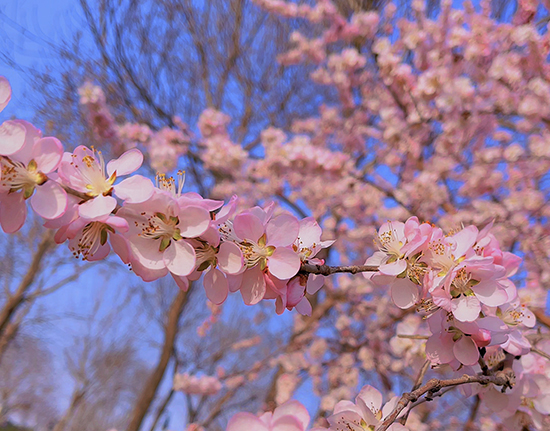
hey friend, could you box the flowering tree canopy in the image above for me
[1,0,550,430]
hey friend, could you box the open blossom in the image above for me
[327,384,409,431]
[227,400,310,431]
[58,145,154,204]
[275,217,335,315]
[117,187,212,282]
[220,205,301,305]
[0,120,67,233]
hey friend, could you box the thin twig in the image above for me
[300,263,379,276]
[376,372,515,431]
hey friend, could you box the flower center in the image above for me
[375,223,403,257]
[70,149,115,197]
[0,158,47,198]
[137,212,182,252]
[156,171,185,198]
[71,221,111,260]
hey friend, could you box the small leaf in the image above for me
[100,228,108,246]
[159,237,171,252]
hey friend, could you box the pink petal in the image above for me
[234,212,264,241]
[178,205,211,238]
[356,385,383,420]
[171,274,189,291]
[364,251,388,266]
[227,273,243,293]
[0,76,11,112]
[240,266,266,305]
[8,120,42,163]
[164,240,196,277]
[379,259,407,276]
[217,241,243,275]
[0,120,26,155]
[295,297,312,315]
[268,247,301,280]
[129,237,166,270]
[473,280,508,307]
[297,217,322,246]
[451,225,478,258]
[113,175,154,203]
[426,333,455,365]
[0,192,26,233]
[482,386,509,412]
[451,296,481,322]
[31,181,68,220]
[227,413,268,431]
[32,137,63,174]
[306,274,325,295]
[78,195,117,219]
[203,268,228,304]
[110,233,130,264]
[270,416,305,431]
[453,336,479,365]
[391,278,419,309]
[266,213,300,247]
[105,215,129,233]
[107,148,143,176]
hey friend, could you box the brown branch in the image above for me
[300,263,379,276]
[531,347,550,362]
[376,373,515,431]
[126,286,190,431]
[463,395,481,431]
[0,230,54,338]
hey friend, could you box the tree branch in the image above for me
[376,373,515,431]
[300,263,379,276]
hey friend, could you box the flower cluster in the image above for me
[365,217,533,364]
[1,75,333,314]
[173,372,223,396]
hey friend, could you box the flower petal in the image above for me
[32,137,63,174]
[113,175,154,203]
[234,212,264,242]
[227,413,268,431]
[268,247,301,280]
[107,148,143,176]
[453,336,479,365]
[391,278,419,309]
[30,181,68,220]
[0,76,11,113]
[78,195,117,219]
[0,192,26,233]
[266,213,300,247]
[217,241,243,275]
[203,267,228,304]
[178,205,211,238]
[451,296,481,322]
[164,240,196,277]
[240,266,266,305]
[0,120,26,155]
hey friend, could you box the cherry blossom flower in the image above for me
[227,400,310,431]
[0,120,67,232]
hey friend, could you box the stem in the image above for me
[300,263,379,276]
[376,373,515,431]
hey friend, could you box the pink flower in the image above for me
[0,120,67,232]
[117,189,211,282]
[227,400,310,431]
[328,384,409,431]
[221,206,301,305]
[59,145,154,204]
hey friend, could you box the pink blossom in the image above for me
[0,120,67,232]
[227,400,310,431]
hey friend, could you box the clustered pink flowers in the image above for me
[1,75,332,315]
